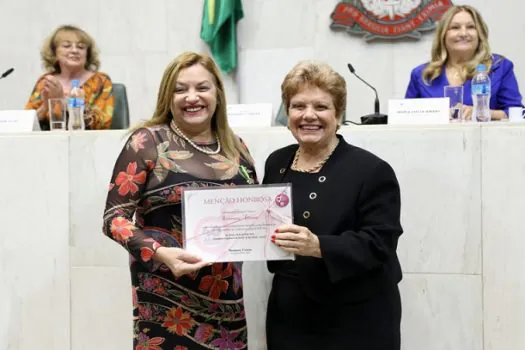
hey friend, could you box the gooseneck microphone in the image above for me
[0,68,14,80]
[346,63,387,125]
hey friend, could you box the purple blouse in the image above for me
[405,55,523,115]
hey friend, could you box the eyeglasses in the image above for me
[58,41,87,50]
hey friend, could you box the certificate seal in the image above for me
[274,193,290,208]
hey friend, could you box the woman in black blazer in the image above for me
[263,61,403,350]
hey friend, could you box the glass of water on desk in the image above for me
[48,98,66,130]
[444,85,464,122]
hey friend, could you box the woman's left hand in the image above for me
[272,224,322,258]
[84,107,94,129]
[462,105,473,120]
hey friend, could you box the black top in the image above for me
[263,135,403,304]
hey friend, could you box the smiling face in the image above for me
[445,10,479,59]
[287,85,339,148]
[171,63,218,136]
[55,31,88,72]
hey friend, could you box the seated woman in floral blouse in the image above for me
[25,24,114,130]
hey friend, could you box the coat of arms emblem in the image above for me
[331,0,453,41]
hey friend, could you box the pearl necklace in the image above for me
[291,141,338,173]
[170,120,221,155]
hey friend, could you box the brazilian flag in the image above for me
[200,0,244,73]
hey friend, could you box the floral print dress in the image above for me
[103,123,256,349]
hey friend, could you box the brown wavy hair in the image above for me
[281,60,347,121]
[135,52,251,163]
[40,25,101,73]
[423,5,492,84]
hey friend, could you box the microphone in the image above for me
[0,68,14,80]
[346,63,387,125]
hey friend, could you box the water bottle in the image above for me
[67,79,85,130]
[471,64,491,122]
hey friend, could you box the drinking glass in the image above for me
[48,98,66,130]
[444,85,464,122]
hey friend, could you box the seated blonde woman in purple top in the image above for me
[405,5,523,120]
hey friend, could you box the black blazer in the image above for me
[263,135,403,304]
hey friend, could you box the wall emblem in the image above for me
[331,0,453,41]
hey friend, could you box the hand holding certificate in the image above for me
[182,184,294,263]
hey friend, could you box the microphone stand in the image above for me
[360,96,388,125]
[346,64,387,125]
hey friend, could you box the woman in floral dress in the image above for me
[103,52,256,349]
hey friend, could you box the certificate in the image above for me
[182,184,294,263]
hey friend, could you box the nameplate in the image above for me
[227,103,273,127]
[0,110,40,133]
[388,98,449,125]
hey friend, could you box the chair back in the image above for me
[111,83,130,129]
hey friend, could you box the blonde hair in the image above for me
[423,5,492,84]
[40,25,100,73]
[281,61,347,121]
[135,52,251,163]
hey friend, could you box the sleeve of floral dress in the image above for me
[102,128,162,270]
[25,75,47,119]
[86,73,114,130]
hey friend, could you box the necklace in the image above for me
[170,120,221,155]
[291,141,338,173]
[447,66,463,79]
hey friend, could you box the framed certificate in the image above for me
[182,184,294,263]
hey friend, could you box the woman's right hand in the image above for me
[37,76,62,120]
[154,247,209,277]
[42,75,64,99]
